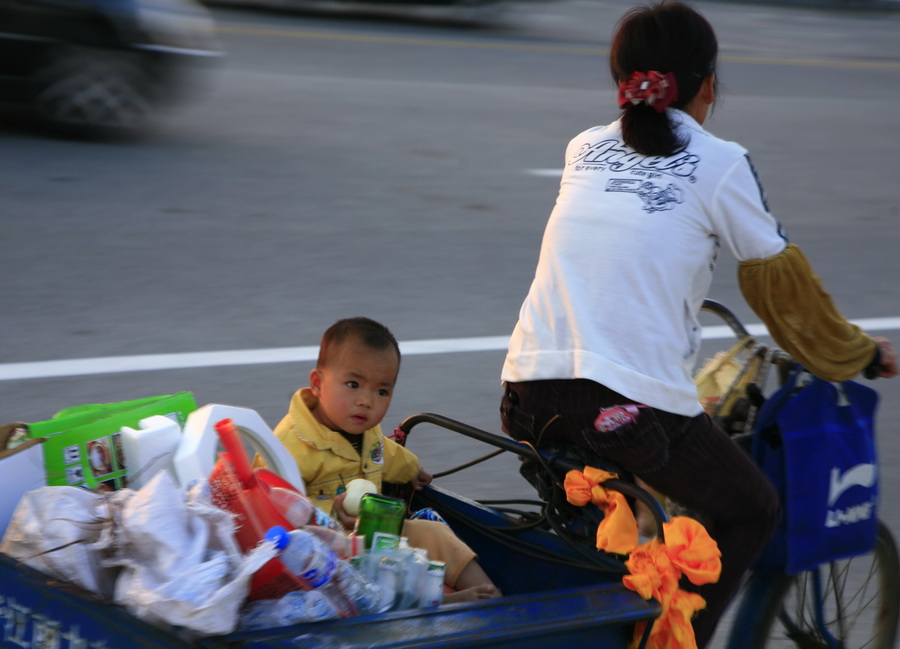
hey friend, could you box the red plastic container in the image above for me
[208,418,310,601]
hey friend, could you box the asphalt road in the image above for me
[2,0,900,641]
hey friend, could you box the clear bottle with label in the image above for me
[375,555,400,611]
[419,560,446,608]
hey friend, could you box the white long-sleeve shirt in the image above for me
[502,110,787,416]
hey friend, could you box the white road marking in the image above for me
[2,318,899,381]
[526,169,562,177]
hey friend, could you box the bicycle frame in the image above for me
[396,300,896,649]
[397,412,670,543]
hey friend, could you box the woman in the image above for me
[499,2,897,646]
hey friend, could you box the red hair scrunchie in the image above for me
[618,71,678,113]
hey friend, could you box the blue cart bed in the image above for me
[0,414,661,649]
[0,488,658,649]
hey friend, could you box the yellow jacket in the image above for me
[266,388,420,516]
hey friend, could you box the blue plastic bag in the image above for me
[752,366,879,575]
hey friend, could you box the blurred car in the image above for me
[0,0,221,138]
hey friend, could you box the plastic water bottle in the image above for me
[265,526,359,617]
[267,485,342,533]
[331,559,389,614]
[267,487,316,528]
[310,507,343,532]
[264,526,336,588]
[395,548,429,610]
[302,525,363,560]
[240,590,340,629]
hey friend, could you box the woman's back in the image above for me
[503,112,784,416]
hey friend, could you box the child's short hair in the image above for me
[318,317,401,368]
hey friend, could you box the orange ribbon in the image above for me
[564,468,722,649]
[564,466,639,555]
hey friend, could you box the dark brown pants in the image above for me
[500,379,779,648]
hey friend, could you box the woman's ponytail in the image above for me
[610,2,717,157]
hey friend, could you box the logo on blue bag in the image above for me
[828,463,876,506]
[825,463,877,528]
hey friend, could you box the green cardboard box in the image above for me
[28,393,197,490]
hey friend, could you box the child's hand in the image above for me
[331,492,359,531]
[412,466,433,490]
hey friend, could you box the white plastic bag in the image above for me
[0,485,120,598]
[107,471,277,636]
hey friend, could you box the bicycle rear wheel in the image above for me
[738,520,900,649]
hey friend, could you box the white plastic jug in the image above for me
[172,404,305,494]
[119,415,182,490]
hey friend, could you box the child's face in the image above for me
[309,337,400,436]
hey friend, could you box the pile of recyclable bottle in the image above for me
[238,490,447,630]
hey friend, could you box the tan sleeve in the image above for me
[738,243,876,382]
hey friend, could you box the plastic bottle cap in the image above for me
[264,525,290,550]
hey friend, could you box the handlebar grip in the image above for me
[863,345,886,380]
[864,364,884,380]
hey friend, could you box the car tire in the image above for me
[34,46,158,139]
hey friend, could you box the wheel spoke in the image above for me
[748,523,900,649]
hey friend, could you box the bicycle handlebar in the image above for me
[701,299,793,365]
[700,299,753,339]
[701,299,887,379]
[864,365,882,380]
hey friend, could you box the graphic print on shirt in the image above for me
[605,179,684,213]
[369,440,385,465]
[568,138,697,213]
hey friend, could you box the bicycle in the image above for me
[396,299,900,649]
[698,300,900,649]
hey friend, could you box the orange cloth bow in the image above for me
[623,518,722,649]
[564,466,639,555]
[564,468,722,649]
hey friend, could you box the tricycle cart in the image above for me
[3,300,898,649]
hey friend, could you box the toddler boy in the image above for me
[263,317,499,603]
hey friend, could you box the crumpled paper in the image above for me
[105,471,277,636]
[1,471,277,637]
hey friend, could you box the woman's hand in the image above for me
[870,337,899,379]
